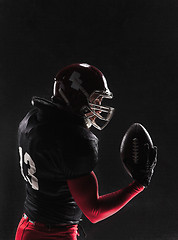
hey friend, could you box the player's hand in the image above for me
[132,144,157,187]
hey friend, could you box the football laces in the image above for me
[132,138,139,164]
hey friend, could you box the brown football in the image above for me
[120,123,153,177]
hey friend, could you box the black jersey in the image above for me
[18,97,98,224]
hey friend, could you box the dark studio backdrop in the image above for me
[0,0,177,239]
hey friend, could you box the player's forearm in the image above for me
[88,181,144,223]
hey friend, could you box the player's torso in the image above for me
[18,103,98,224]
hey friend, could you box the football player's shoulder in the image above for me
[69,124,98,154]
[75,124,98,142]
[61,124,99,179]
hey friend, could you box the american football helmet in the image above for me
[52,63,114,130]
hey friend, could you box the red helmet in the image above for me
[53,63,114,130]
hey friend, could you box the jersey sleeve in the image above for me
[60,126,99,179]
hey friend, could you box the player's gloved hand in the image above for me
[132,144,157,187]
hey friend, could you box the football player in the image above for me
[15,63,157,240]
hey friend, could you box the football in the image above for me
[120,123,153,178]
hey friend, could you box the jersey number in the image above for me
[19,147,39,190]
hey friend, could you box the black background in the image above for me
[0,0,177,239]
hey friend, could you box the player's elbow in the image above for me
[88,216,99,224]
[84,208,101,224]
[87,216,99,224]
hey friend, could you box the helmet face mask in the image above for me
[82,90,114,130]
[53,63,114,130]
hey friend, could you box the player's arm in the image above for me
[67,172,144,224]
[67,141,157,224]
